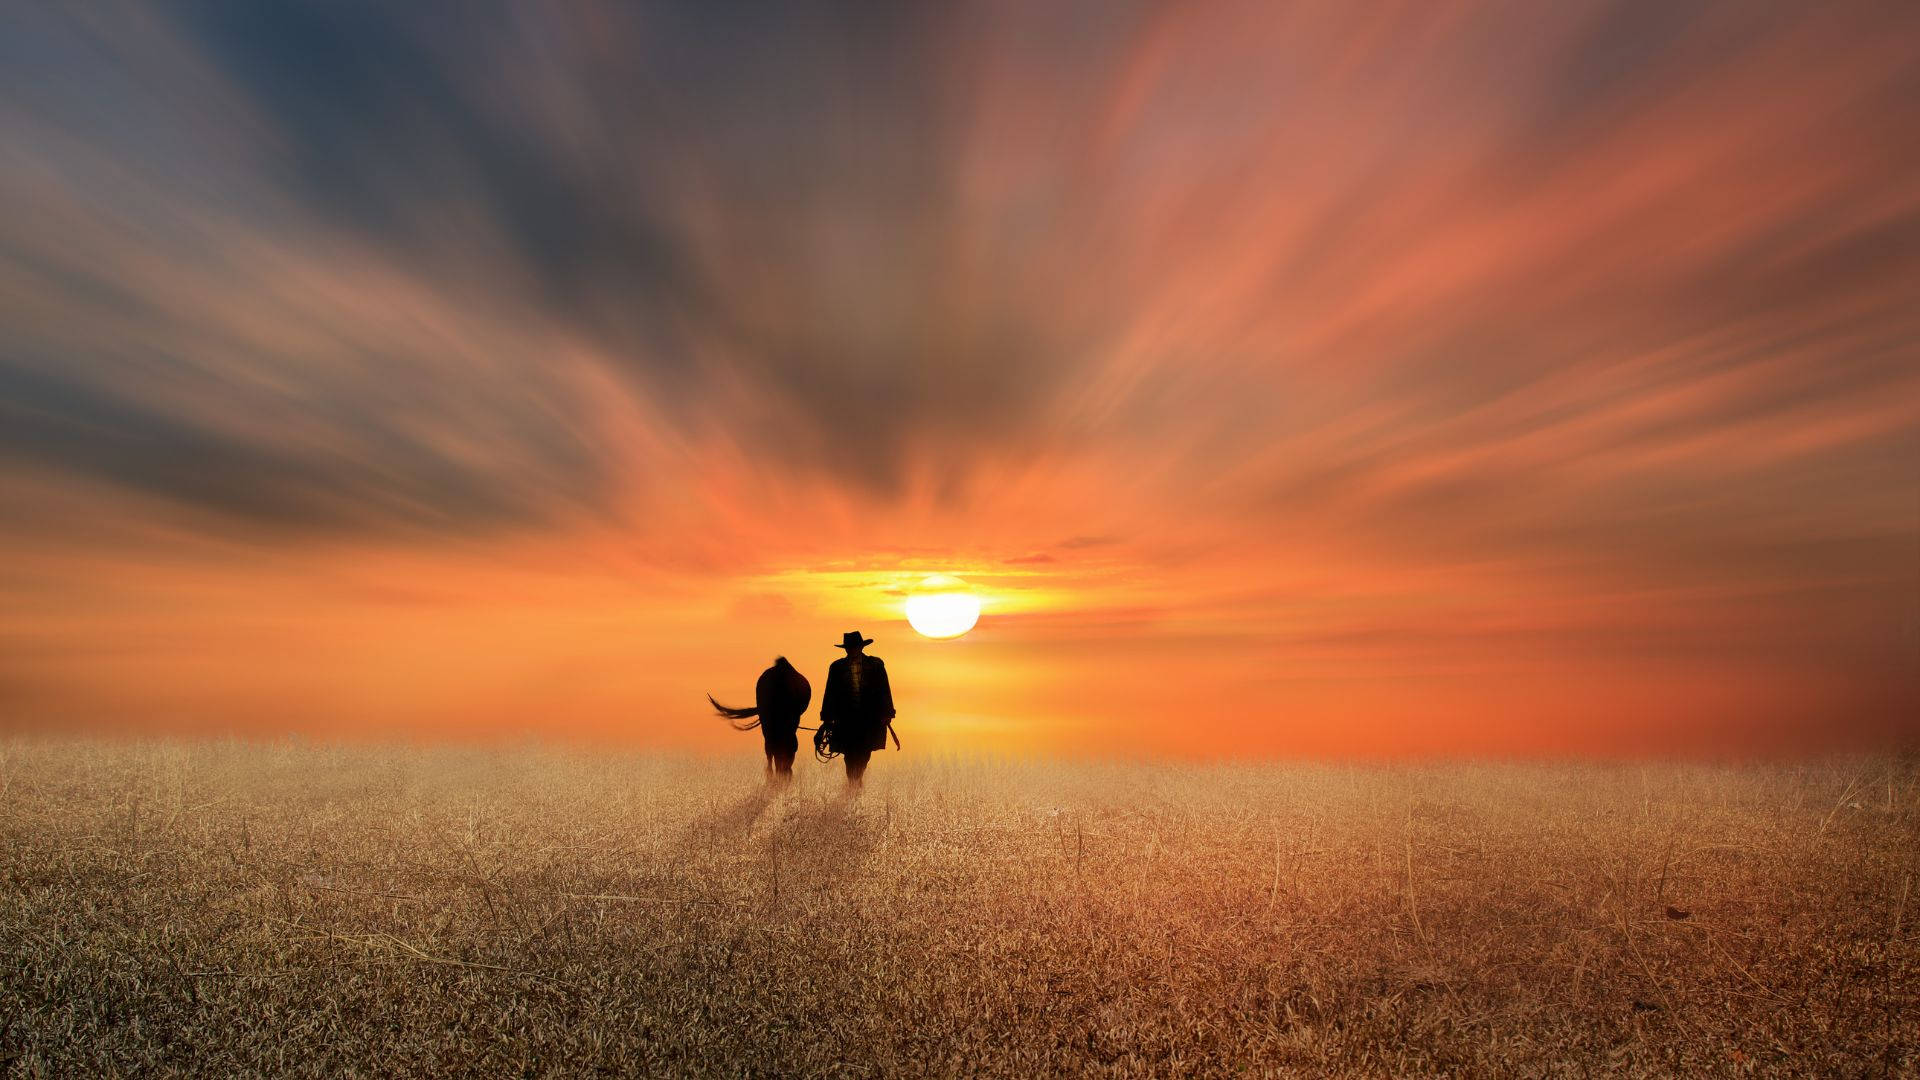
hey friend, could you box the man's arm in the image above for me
[819,662,846,724]
[872,659,895,720]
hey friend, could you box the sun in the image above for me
[904,574,981,639]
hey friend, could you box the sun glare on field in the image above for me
[904,574,981,639]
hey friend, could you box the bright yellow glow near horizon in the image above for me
[904,574,981,639]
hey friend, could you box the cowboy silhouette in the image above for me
[816,630,897,784]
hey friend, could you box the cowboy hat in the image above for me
[835,630,873,649]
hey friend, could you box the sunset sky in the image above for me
[2,2,1916,757]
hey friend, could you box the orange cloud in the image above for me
[1,2,1915,755]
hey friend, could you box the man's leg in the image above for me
[844,748,871,785]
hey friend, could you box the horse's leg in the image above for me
[764,731,793,782]
[764,719,797,781]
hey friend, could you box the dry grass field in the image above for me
[1,739,1915,1077]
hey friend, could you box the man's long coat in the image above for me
[820,655,894,754]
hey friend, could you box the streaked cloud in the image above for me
[1,1,1914,753]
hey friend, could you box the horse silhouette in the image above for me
[708,656,812,779]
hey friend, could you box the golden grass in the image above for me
[1,738,1915,1077]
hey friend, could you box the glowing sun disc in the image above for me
[905,575,981,639]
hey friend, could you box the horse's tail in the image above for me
[708,694,762,731]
